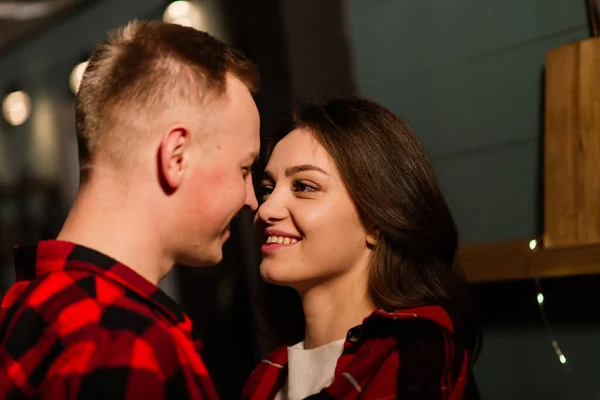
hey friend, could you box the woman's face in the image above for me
[255,128,375,291]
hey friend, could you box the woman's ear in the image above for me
[366,228,379,246]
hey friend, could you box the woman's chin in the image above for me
[260,264,299,287]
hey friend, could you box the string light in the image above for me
[535,278,571,371]
[559,354,567,364]
[537,293,544,305]
[529,239,538,251]
[527,240,570,370]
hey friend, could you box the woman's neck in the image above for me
[300,274,375,350]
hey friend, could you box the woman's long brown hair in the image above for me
[256,96,482,363]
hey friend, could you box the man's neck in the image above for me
[300,270,375,350]
[57,184,171,285]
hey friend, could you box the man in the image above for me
[0,20,260,399]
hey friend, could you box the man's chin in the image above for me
[177,251,223,268]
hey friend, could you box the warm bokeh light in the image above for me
[2,90,32,126]
[70,61,88,94]
[163,1,203,29]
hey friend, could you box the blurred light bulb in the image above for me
[2,90,32,126]
[163,1,203,29]
[529,239,538,251]
[165,1,191,18]
[70,61,88,94]
[172,17,193,27]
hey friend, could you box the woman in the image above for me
[243,97,482,399]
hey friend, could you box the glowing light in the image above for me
[559,355,567,364]
[32,95,58,179]
[163,1,203,29]
[529,239,538,251]
[165,1,191,19]
[2,90,32,126]
[70,61,88,94]
[537,293,544,305]
[172,17,193,27]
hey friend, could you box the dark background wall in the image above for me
[345,1,597,399]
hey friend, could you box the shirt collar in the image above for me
[13,240,188,326]
[367,305,454,333]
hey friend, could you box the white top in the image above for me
[275,339,345,400]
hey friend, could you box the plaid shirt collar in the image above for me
[259,305,455,369]
[13,240,188,328]
[242,305,469,400]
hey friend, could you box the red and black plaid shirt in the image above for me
[242,305,481,400]
[0,240,218,399]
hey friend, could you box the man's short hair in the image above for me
[76,20,259,179]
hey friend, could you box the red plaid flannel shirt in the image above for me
[0,240,218,399]
[242,305,481,400]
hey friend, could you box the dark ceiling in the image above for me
[0,0,94,56]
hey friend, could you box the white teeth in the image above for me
[266,235,300,245]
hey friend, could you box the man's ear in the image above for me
[158,126,189,192]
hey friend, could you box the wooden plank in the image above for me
[530,242,600,278]
[458,239,532,282]
[544,37,600,248]
[459,239,600,282]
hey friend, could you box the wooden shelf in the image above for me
[458,239,600,283]
[459,39,600,284]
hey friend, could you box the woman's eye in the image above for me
[292,181,318,193]
[258,184,274,200]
